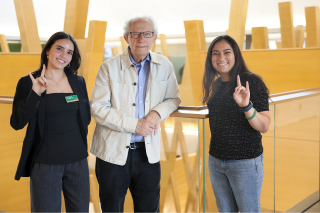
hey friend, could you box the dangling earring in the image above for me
[67,63,70,67]
[47,55,49,59]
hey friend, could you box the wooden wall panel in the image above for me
[120,36,128,52]
[179,56,194,106]
[0,53,40,96]
[151,41,156,52]
[64,0,90,39]
[82,20,107,98]
[295,25,305,48]
[64,0,76,36]
[305,6,320,47]
[112,47,118,57]
[0,103,29,212]
[242,48,320,94]
[276,41,282,49]
[64,0,89,76]
[13,0,42,52]
[81,21,107,171]
[278,2,296,48]
[227,0,249,49]
[159,34,170,60]
[252,27,269,49]
[0,34,10,52]
[0,105,26,147]
[75,39,87,76]
[183,20,207,107]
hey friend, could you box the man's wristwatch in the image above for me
[241,101,253,112]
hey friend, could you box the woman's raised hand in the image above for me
[233,75,250,107]
[28,64,47,96]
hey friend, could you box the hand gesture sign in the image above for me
[28,64,47,96]
[233,75,250,107]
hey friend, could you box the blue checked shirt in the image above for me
[129,52,151,143]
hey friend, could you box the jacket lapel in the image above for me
[37,90,46,138]
[67,74,87,139]
[146,52,162,102]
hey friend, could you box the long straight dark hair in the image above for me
[201,35,268,104]
[32,31,81,76]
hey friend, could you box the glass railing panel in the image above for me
[274,95,320,212]
[160,116,204,213]
[199,118,206,213]
[261,103,275,213]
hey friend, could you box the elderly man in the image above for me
[90,14,181,212]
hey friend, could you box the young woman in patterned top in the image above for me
[202,35,270,212]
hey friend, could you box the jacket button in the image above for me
[131,64,134,67]
[133,82,137,86]
[133,103,136,106]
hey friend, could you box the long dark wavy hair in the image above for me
[32,31,81,76]
[201,35,268,104]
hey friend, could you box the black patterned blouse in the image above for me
[207,74,269,160]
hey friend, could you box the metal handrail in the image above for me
[2,87,320,119]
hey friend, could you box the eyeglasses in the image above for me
[129,31,154,39]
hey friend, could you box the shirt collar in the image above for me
[128,47,151,66]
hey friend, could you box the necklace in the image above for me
[46,74,65,86]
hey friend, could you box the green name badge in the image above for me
[65,95,79,103]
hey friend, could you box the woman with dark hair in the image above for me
[202,35,270,212]
[11,31,90,212]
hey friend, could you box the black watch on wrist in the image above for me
[241,101,253,112]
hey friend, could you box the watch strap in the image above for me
[242,101,253,112]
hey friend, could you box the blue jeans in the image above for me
[208,153,264,213]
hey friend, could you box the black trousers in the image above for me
[95,146,160,212]
[30,158,90,212]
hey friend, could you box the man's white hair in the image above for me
[123,14,158,36]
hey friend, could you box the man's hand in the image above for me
[145,111,161,136]
[135,119,156,137]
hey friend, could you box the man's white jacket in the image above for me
[90,48,181,165]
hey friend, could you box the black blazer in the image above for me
[10,72,91,180]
